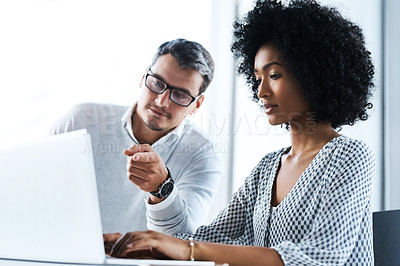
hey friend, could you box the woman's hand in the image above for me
[105,230,284,266]
[108,230,190,260]
[104,233,123,255]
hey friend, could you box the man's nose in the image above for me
[154,90,171,107]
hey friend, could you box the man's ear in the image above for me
[190,95,205,115]
[139,67,148,88]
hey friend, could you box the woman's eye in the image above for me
[255,79,262,86]
[270,74,281,80]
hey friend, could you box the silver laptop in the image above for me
[0,130,213,266]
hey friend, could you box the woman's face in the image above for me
[254,43,311,127]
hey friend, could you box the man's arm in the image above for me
[124,143,223,235]
[49,103,100,136]
[123,144,170,204]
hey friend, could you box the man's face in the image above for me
[136,54,204,133]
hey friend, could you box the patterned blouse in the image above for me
[178,135,375,265]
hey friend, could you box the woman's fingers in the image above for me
[110,232,136,257]
[103,233,123,255]
[109,230,189,260]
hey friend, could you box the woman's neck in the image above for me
[287,122,340,156]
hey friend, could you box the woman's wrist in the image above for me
[188,237,195,261]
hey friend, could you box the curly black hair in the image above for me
[231,0,374,128]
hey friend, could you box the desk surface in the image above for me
[0,258,222,266]
[1,259,103,266]
[0,259,99,266]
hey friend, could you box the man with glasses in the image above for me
[51,39,222,236]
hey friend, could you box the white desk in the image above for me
[0,258,217,266]
[0,259,104,266]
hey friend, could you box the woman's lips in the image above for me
[264,104,278,114]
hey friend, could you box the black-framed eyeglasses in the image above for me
[144,67,202,107]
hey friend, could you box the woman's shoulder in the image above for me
[331,135,374,159]
[324,135,375,176]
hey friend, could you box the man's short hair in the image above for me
[151,38,215,95]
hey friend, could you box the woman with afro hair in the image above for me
[104,0,376,265]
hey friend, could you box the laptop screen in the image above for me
[0,130,216,266]
[0,130,105,264]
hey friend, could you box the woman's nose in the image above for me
[257,81,271,99]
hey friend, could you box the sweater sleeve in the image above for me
[146,141,223,235]
[49,103,96,135]
[273,139,375,265]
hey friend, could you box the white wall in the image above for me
[0,0,238,223]
[384,0,400,210]
[0,0,211,147]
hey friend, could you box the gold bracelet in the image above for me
[189,237,195,261]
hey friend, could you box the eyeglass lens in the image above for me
[145,75,193,106]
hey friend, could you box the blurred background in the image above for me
[0,0,398,221]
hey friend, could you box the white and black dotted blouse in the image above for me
[178,135,375,265]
